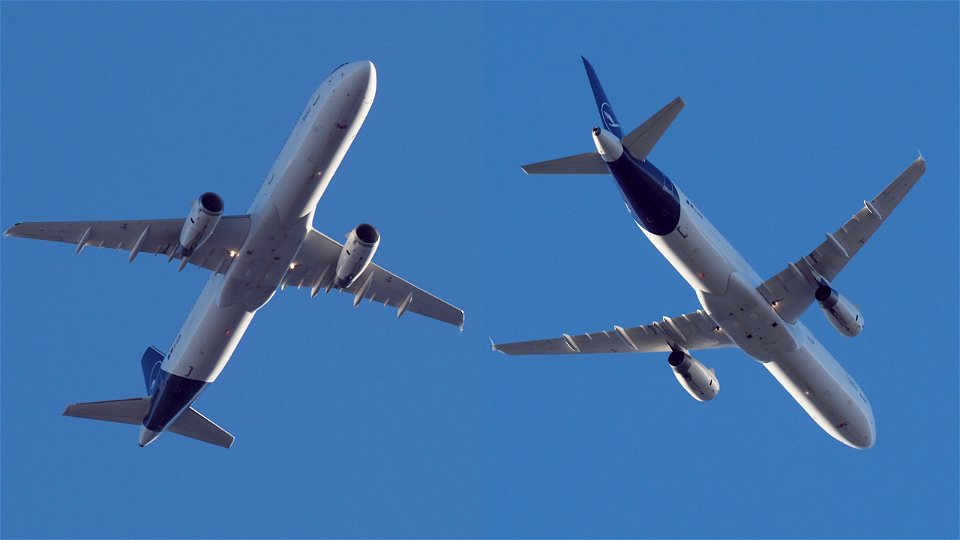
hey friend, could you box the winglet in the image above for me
[489,337,503,353]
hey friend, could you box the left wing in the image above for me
[5,216,251,273]
[493,310,733,355]
[281,229,464,329]
[757,155,926,323]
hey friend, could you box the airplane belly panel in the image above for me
[697,272,801,360]
[219,207,308,310]
[645,201,738,295]
[270,71,375,227]
[763,330,876,449]
[161,272,256,383]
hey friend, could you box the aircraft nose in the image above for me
[340,60,376,96]
[840,406,876,449]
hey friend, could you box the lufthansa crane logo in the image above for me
[601,102,619,130]
[149,361,163,393]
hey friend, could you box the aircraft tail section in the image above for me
[64,397,151,425]
[63,345,232,448]
[583,56,684,161]
[522,58,685,175]
[168,407,235,448]
[582,56,623,138]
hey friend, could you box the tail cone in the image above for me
[138,426,160,447]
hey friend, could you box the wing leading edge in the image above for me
[758,155,926,323]
[493,310,733,356]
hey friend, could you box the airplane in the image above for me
[492,57,926,449]
[6,60,464,448]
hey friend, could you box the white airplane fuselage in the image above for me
[140,61,377,446]
[597,135,875,449]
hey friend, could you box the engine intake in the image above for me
[668,349,719,402]
[179,192,224,254]
[816,284,864,337]
[334,223,380,288]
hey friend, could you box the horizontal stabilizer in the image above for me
[521,151,608,175]
[63,397,151,425]
[622,97,684,161]
[168,407,235,448]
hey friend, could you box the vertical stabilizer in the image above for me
[140,346,165,393]
[582,57,623,138]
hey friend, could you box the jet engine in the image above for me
[179,192,224,254]
[668,349,719,402]
[815,283,864,337]
[334,223,380,288]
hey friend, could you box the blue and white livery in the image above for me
[493,57,925,449]
[7,61,464,448]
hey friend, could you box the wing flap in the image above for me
[493,310,732,356]
[6,216,251,273]
[758,156,926,322]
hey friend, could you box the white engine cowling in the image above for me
[668,350,719,402]
[334,223,380,288]
[179,192,224,254]
[816,284,864,337]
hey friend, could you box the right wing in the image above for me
[493,310,733,355]
[757,155,926,323]
[5,216,251,273]
[280,229,465,328]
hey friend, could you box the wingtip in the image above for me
[489,337,502,353]
[4,223,21,237]
[916,148,925,164]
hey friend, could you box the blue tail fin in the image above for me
[582,57,623,139]
[140,346,165,393]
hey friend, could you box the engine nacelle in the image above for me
[816,284,864,337]
[668,350,719,402]
[179,192,224,254]
[334,223,380,288]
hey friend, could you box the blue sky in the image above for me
[2,2,957,538]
